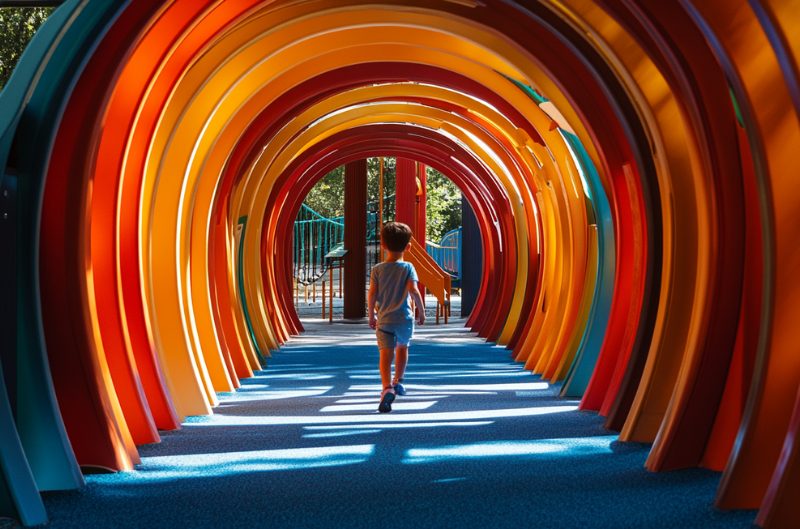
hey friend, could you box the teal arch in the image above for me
[0,1,120,508]
[237,216,266,365]
[560,130,616,397]
[0,363,47,525]
[508,80,616,395]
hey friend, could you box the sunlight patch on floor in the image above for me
[339,390,497,397]
[349,382,549,392]
[403,436,618,464]
[112,445,377,482]
[321,401,437,412]
[215,388,333,403]
[303,421,493,431]
[187,405,578,426]
[303,429,384,439]
[334,395,451,404]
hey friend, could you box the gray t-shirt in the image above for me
[370,261,419,324]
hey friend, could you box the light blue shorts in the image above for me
[376,321,414,350]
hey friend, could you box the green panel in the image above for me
[500,73,549,104]
[728,85,745,128]
[237,216,266,365]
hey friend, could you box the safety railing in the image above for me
[293,204,344,285]
[425,227,461,281]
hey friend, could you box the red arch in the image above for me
[40,0,661,471]
[261,125,521,341]
[207,62,551,350]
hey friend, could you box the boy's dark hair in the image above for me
[381,222,413,252]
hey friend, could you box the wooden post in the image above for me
[397,158,425,303]
[322,280,326,317]
[416,162,427,244]
[329,266,334,322]
[338,265,343,298]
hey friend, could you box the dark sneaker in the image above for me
[393,383,406,396]
[378,388,395,413]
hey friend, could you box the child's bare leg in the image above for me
[393,345,409,385]
[379,347,394,390]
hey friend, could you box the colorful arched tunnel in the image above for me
[1,1,798,527]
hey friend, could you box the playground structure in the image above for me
[292,192,460,323]
[0,2,799,528]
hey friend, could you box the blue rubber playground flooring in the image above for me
[40,321,757,528]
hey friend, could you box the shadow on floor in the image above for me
[41,322,756,529]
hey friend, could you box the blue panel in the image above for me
[460,196,482,317]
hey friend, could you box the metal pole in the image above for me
[378,157,384,262]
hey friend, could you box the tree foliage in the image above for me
[367,156,396,212]
[301,157,461,242]
[302,165,346,219]
[425,166,461,243]
[302,157,398,219]
[0,7,54,90]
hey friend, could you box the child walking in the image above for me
[368,222,425,413]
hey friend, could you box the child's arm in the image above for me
[368,281,378,329]
[407,279,426,325]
